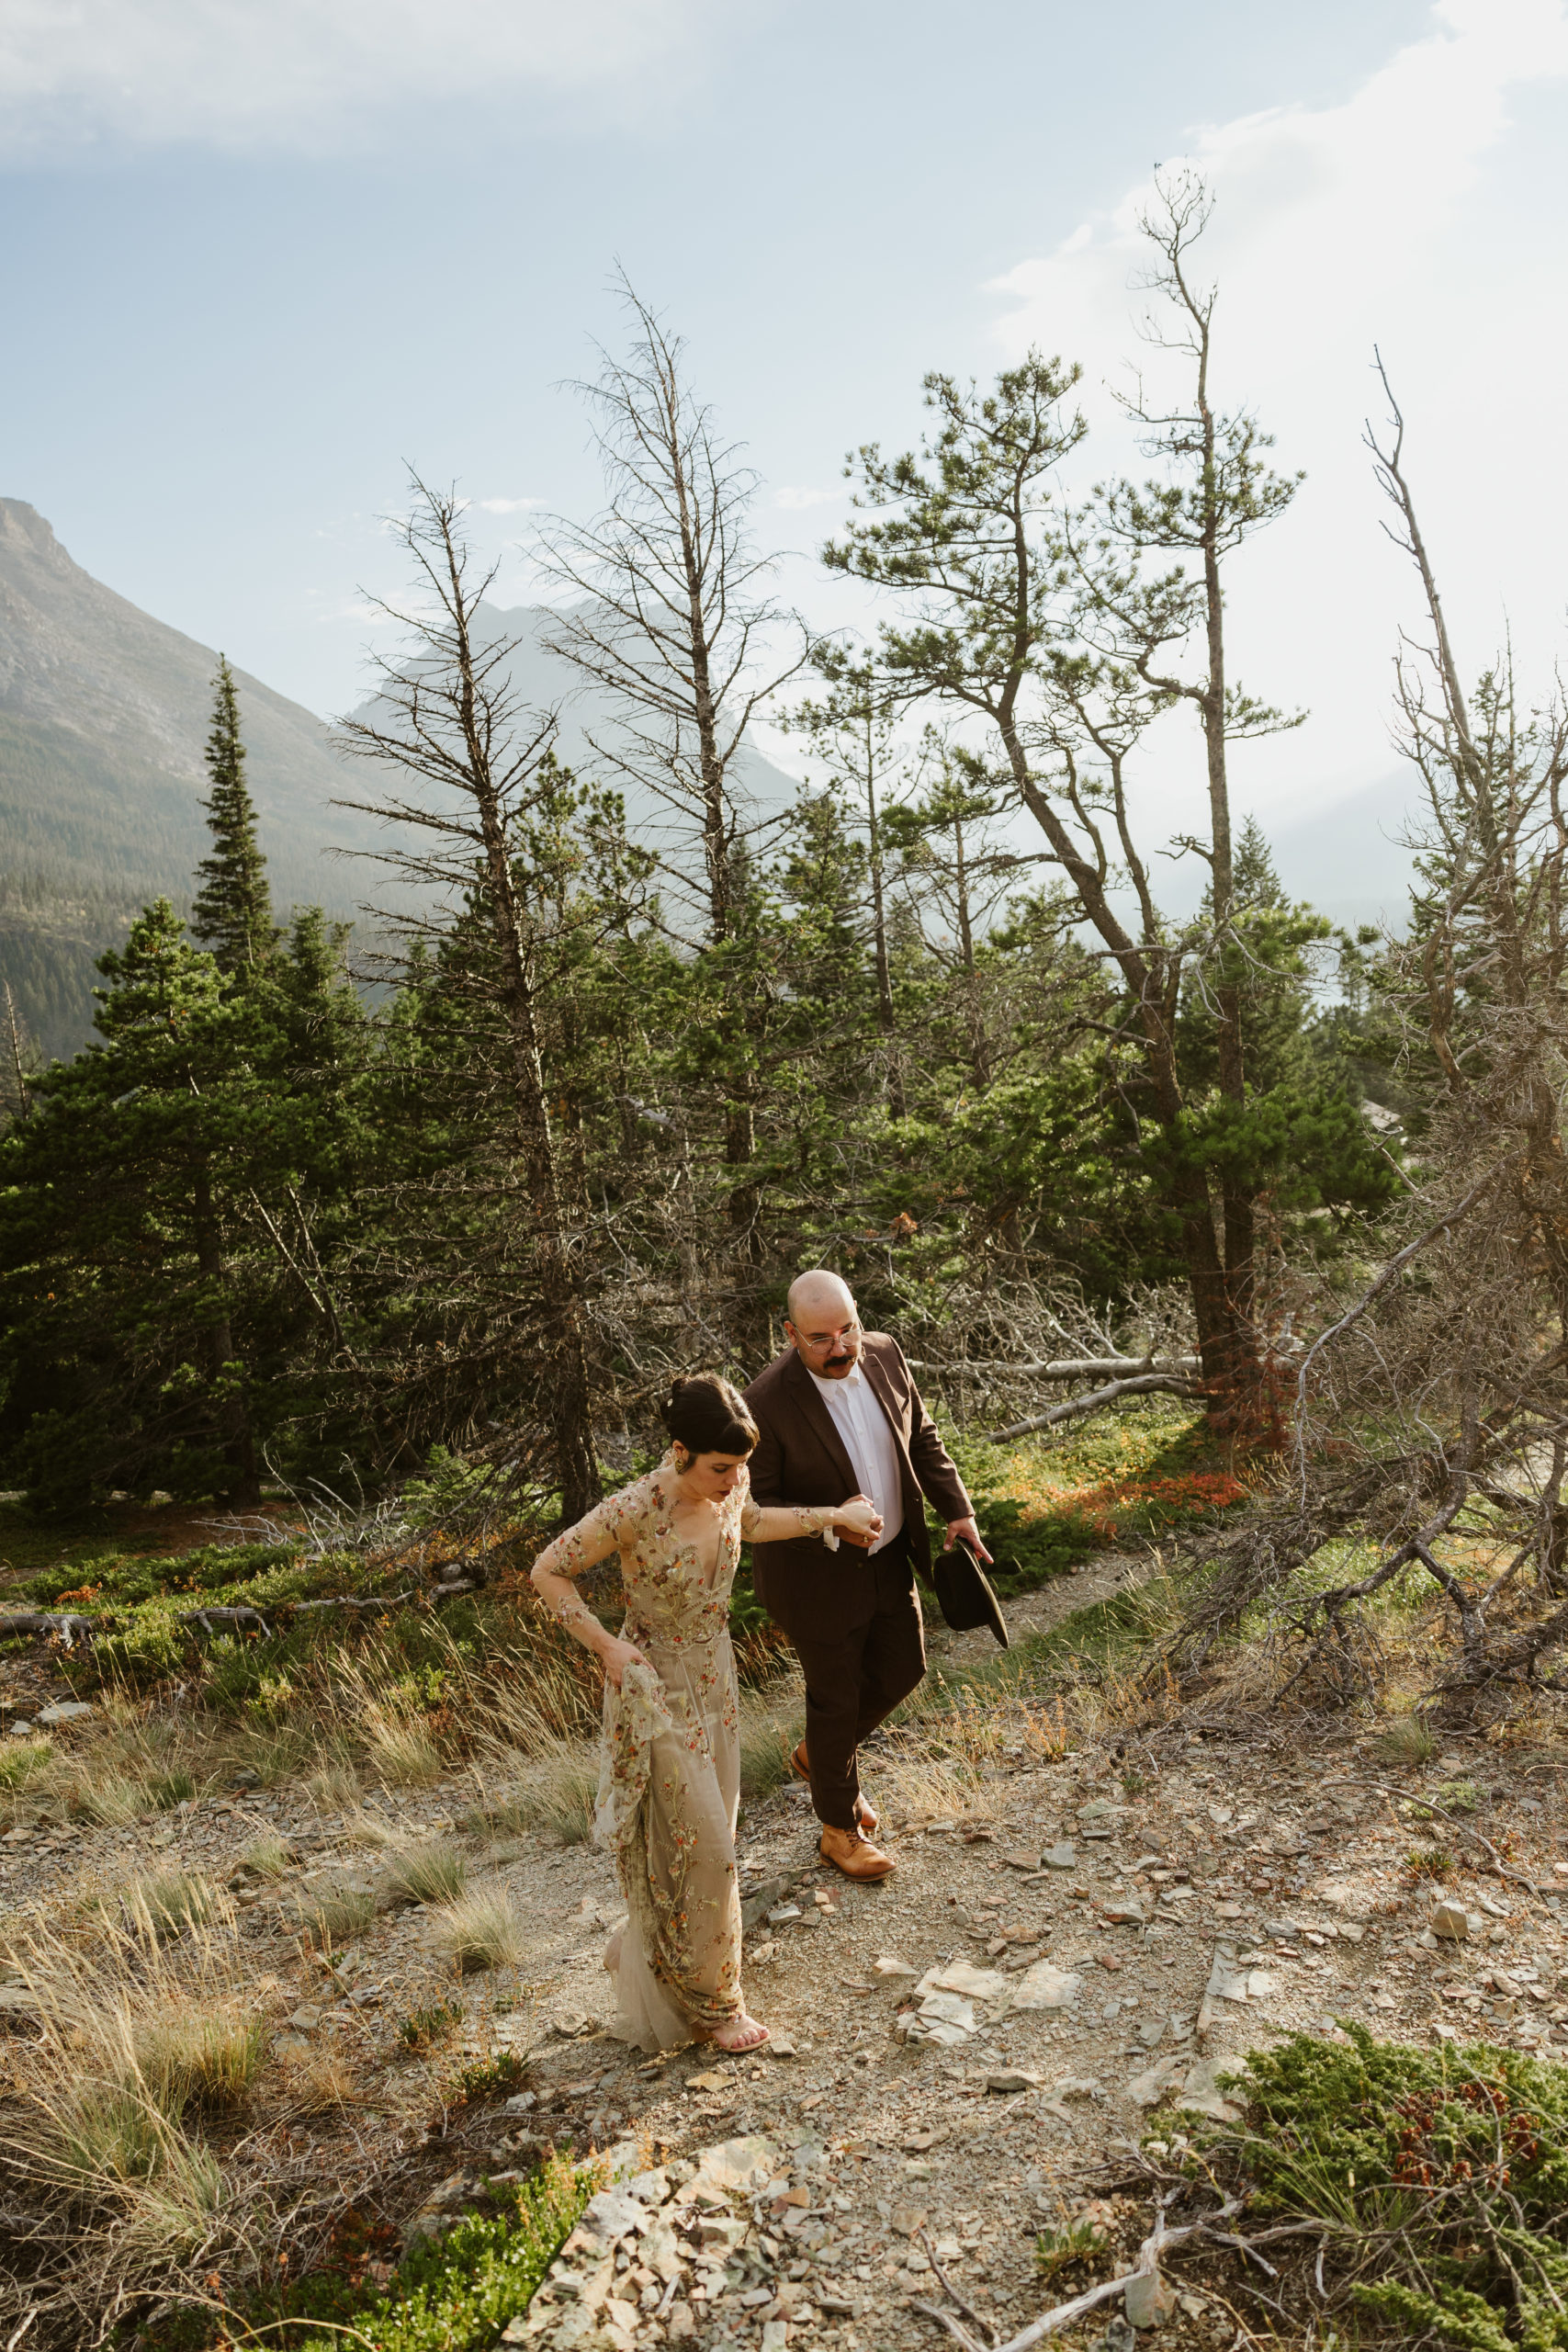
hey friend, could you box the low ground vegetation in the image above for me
[0,1399,1565,2350]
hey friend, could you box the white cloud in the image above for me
[0,0,728,154]
[471,497,547,515]
[988,0,1568,861]
[774,486,841,511]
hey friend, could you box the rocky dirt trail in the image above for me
[4,1556,1567,2352]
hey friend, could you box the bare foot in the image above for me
[703,2011,771,2053]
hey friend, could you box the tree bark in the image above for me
[191,1159,260,1508]
[436,528,601,1524]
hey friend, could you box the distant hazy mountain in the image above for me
[0,500,391,1059]
[1268,770,1419,933]
[0,505,804,1061]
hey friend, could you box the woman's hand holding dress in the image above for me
[600,1634,651,1690]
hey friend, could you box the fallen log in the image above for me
[913,2192,1243,2352]
[988,1373,1204,1442]
[0,1612,101,1648]
[909,1355,1200,1382]
[184,1606,275,1637]
[286,1591,420,1617]
[0,1587,433,1650]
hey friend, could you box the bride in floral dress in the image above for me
[531,1374,881,2052]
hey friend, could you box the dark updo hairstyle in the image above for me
[661,1373,760,1461]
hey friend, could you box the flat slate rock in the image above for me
[1008,1959,1084,2011]
[917,1960,1011,2002]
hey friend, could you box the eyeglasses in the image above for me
[795,1320,862,1351]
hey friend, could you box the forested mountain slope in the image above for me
[0,503,799,1061]
[0,500,376,1057]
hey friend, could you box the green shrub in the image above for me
[87,1611,187,1690]
[1211,2026,1568,2352]
[398,2000,463,2052]
[453,2050,531,2103]
[258,2154,596,2350]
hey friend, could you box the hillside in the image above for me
[0,503,802,1063]
[0,500,382,1059]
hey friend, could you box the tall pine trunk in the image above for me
[191,1159,260,1507]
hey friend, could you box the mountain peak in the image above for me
[0,505,367,1058]
[0,498,72,570]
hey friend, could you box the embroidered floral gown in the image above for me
[553,1452,761,2052]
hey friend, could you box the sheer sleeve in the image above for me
[546,1485,634,1581]
[737,1467,840,1548]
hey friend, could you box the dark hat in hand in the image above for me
[931,1540,1010,1648]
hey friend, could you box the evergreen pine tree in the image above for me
[192,657,276,973]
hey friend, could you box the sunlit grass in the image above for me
[434,1885,527,1973]
[389,1845,468,1906]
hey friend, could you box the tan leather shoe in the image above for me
[792,1740,879,1831]
[819,1824,896,1881]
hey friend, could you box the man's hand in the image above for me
[834,1494,884,1543]
[946,1516,992,1565]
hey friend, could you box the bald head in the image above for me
[784,1271,863,1377]
[787,1270,855,1325]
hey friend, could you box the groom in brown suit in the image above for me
[743,1271,990,1881]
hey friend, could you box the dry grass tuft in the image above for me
[362,1705,444,1788]
[389,1843,468,1906]
[0,1907,261,2266]
[232,1724,312,1785]
[874,1750,996,1829]
[118,2132,229,2257]
[292,1880,376,1946]
[304,1759,362,1810]
[343,1806,402,1850]
[141,1766,197,1810]
[0,1736,52,1791]
[71,1769,148,1827]
[285,2049,360,2114]
[239,1831,293,1879]
[143,2008,268,2112]
[1376,1712,1438,1766]
[119,1869,226,1942]
[471,1738,598,1846]
[738,1676,803,1800]
[434,1883,528,1973]
[476,1635,605,1747]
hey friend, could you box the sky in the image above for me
[2,0,1565,912]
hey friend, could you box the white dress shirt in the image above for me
[807,1359,904,1554]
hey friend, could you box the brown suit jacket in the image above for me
[742,1334,971,1641]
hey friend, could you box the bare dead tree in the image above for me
[537,273,807,1255]
[334,477,603,1522]
[1,978,34,1128]
[1172,364,1568,1716]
